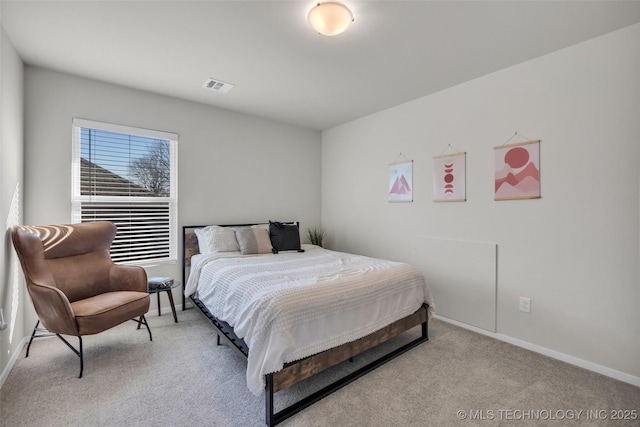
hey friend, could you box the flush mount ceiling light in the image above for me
[308,2,354,36]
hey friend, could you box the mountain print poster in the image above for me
[433,152,466,202]
[494,140,540,200]
[388,160,413,202]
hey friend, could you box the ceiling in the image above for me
[2,1,640,131]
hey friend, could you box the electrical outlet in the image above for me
[519,297,531,313]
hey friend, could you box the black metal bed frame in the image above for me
[182,224,429,426]
[192,295,428,426]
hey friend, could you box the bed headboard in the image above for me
[181,222,299,309]
[183,224,240,267]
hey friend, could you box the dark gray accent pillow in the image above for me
[269,221,304,254]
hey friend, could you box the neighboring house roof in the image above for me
[80,158,157,197]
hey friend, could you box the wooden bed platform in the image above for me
[182,224,429,426]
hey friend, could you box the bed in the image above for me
[182,222,435,426]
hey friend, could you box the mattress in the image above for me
[185,244,435,395]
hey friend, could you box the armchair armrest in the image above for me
[28,282,78,336]
[109,264,148,293]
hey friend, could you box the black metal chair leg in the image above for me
[140,315,152,341]
[28,315,154,378]
[78,336,83,378]
[54,333,83,377]
[25,320,40,358]
[132,315,152,341]
[25,320,56,358]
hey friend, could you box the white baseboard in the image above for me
[0,336,29,390]
[434,315,640,388]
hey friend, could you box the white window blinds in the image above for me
[71,118,178,265]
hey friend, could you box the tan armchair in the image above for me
[11,221,152,377]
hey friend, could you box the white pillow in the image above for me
[194,225,240,254]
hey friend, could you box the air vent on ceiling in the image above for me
[202,77,234,94]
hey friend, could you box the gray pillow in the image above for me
[235,226,273,255]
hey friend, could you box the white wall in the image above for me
[322,24,640,381]
[0,24,25,383]
[22,66,321,329]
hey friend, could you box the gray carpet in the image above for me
[1,309,638,427]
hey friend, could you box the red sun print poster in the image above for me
[494,140,540,200]
[388,160,413,202]
[433,152,466,202]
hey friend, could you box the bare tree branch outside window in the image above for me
[129,140,170,196]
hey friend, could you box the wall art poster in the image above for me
[388,160,413,202]
[494,140,540,200]
[433,152,466,202]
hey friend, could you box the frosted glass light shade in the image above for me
[308,2,354,36]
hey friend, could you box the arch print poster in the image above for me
[494,140,540,200]
[388,160,413,202]
[433,152,466,202]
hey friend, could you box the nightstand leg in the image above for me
[167,290,178,323]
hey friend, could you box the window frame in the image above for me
[71,118,178,266]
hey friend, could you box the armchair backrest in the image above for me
[12,222,118,303]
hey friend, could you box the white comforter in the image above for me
[185,244,435,395]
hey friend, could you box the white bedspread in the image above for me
[185,244,435,395]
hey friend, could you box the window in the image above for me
[72,118,178,265]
